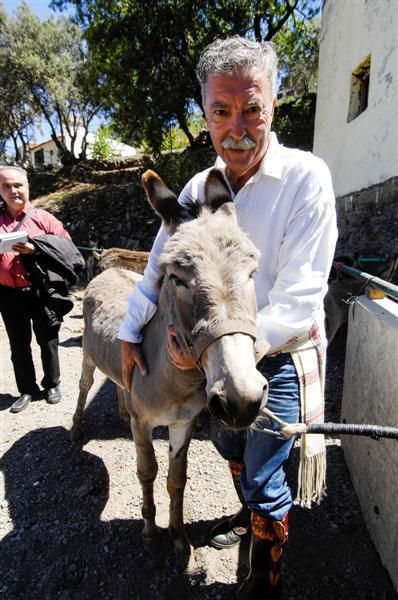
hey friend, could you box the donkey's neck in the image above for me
[142,310,205,395]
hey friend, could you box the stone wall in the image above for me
[31,148,217,256]
[335,176,398,260]
[56,179,161,253]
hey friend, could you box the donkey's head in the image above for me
[142,169,268,429]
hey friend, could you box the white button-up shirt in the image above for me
[118,133,338,352]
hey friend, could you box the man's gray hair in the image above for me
[0,165,28,182]
[196,36,278,100]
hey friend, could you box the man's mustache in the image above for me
[221,135,256,150]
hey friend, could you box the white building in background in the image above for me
[27,127,136,168]
[313,0,397,197]
[313,0,398,259]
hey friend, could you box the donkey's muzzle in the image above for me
[208,385,268,430]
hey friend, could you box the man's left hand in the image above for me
[167,324,197,370]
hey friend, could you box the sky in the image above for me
[3,0,65,19]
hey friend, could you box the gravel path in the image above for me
[0,287,396,599]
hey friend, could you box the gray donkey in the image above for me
[72,169,268,563]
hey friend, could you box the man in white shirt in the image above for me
[119,36,337,599]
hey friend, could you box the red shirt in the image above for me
[0,203,71,288]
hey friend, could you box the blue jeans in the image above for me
[211,353,300,520]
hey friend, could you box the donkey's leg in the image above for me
[71,345,96,438]
[131,420,160,556]
[167,420,196,561]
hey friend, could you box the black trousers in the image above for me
[0,286,60,396]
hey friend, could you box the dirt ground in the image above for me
[0,287,396,600]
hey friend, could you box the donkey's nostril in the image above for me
[208,391,263,430]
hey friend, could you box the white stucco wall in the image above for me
[313,0,398,197]
[29,140,61,168]
[342,295,398,591]
[84,132,136,159]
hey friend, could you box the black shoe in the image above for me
[10,394,32,413]
[46,386,61,404]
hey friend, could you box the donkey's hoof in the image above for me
[142,532,162,557]
[171,533,194,571]
[177,545,197,574]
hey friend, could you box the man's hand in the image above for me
[167,324,197,371]
[121,340,148,391]
[12,241,35,254]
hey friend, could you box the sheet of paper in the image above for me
[0,231,28,253]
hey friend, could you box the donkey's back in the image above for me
[81,267,142,387]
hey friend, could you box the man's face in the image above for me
[203,69,276,189]
[0,169,30,215]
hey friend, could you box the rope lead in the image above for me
[257,407,398,441]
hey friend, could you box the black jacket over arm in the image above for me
[23,234,86,326]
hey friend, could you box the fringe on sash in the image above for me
[292,323,327,507]
[295,445,327,508]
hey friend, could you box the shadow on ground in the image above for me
[0,425,238,599]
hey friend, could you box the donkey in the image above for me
[72,169,268,562]
[94,247,149,275]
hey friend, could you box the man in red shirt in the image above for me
[0,166,71,413]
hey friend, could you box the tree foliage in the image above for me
[274,17,320,95]
[0,4,40,162]
[51,0,321,153]
[273,92,316,150]
[0,1,104,166]
[91,124,118,160]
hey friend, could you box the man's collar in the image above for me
[255,132,283,181]
[214,132,283,185]
[13,202,34,220]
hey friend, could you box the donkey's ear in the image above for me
[204,169,233,212]
[141,170,185,230]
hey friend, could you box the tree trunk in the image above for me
[177,114,195,147]
[11,134,21,163]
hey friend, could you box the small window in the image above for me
[34,148,44,165]
[347,55,371,122]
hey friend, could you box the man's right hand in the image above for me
[121,340,148,391]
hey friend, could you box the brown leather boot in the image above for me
[210,460,251,549]
[237,512,289,599]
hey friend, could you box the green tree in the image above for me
[272,16,320,150]
[51,0,321,153]
[161,113,206,152]
[0,1,104,166]
[91,124,118,160]
[0,4,40,162]
[273,92,316,150]
[274,17,320,95]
